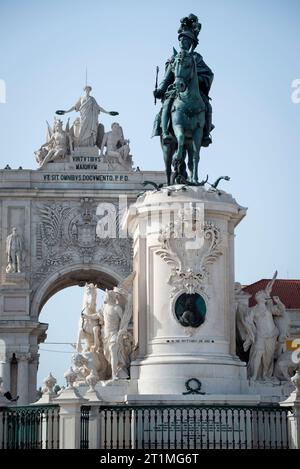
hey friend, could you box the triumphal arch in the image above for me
[0,85,164,403]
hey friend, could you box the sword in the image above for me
[154,66,159,105]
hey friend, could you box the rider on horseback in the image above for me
[152,14,214,147]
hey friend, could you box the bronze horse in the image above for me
[162,48,206,185]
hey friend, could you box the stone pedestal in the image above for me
[125,186,249,396]
[3,272,27,285]
[55,386,88,449]
[72,146,99,158]
[280,370,300,449]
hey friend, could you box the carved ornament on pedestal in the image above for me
[155,208,223,297]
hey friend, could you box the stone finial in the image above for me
[43,372,57,395]
[64,367,77,388]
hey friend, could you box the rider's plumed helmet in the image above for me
[178,14,202,46]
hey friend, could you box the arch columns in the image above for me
[16,353,30,404]
[0,321,48,403]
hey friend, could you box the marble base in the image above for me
[60,376,293,406]
[248,379,294,402]
[72,146,99,158]
[75,378,138,403]
[38,161,75,171]
[38,156,132,173]
[55,385,86,402]
[3,272,26,285]
[84,389,103,402]
[33,392,56,405]
[125,393,261,406]
[131,355,249,395]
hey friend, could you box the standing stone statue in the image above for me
[100,273,135,381]
[56,86,119,148]
[152,14,214,185]
[6,227,23,273]
[76,283,110,381]
[236,275,296,383]
[242,272,279,381]
[73,283,109,379]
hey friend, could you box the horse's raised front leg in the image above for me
[192,127,203,184]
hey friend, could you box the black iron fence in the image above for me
[95,404,292,450]
[0,405,60,449]
[1,403,291,449]
[80,405,91,449]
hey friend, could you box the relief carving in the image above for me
[32,199,132,283]
[155,208,223,296]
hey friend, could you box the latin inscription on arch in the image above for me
[43,174,129,182]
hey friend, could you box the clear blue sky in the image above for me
[0,0,299,386]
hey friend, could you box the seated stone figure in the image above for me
[100,122,132,169]
[35,119,70,167]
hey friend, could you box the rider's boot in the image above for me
[161,101,173,144]
[202,111,214,147]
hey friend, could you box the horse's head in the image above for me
[173,49,195,94]
[83,282,97,311]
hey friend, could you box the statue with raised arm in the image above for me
[56,86,119,148]
[243,272,279,381]
[100,122,132,169]
[6,227,23,273]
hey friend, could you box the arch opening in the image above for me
[32,265,125,390]
[37,284,105,388]
[32,265,123,319]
